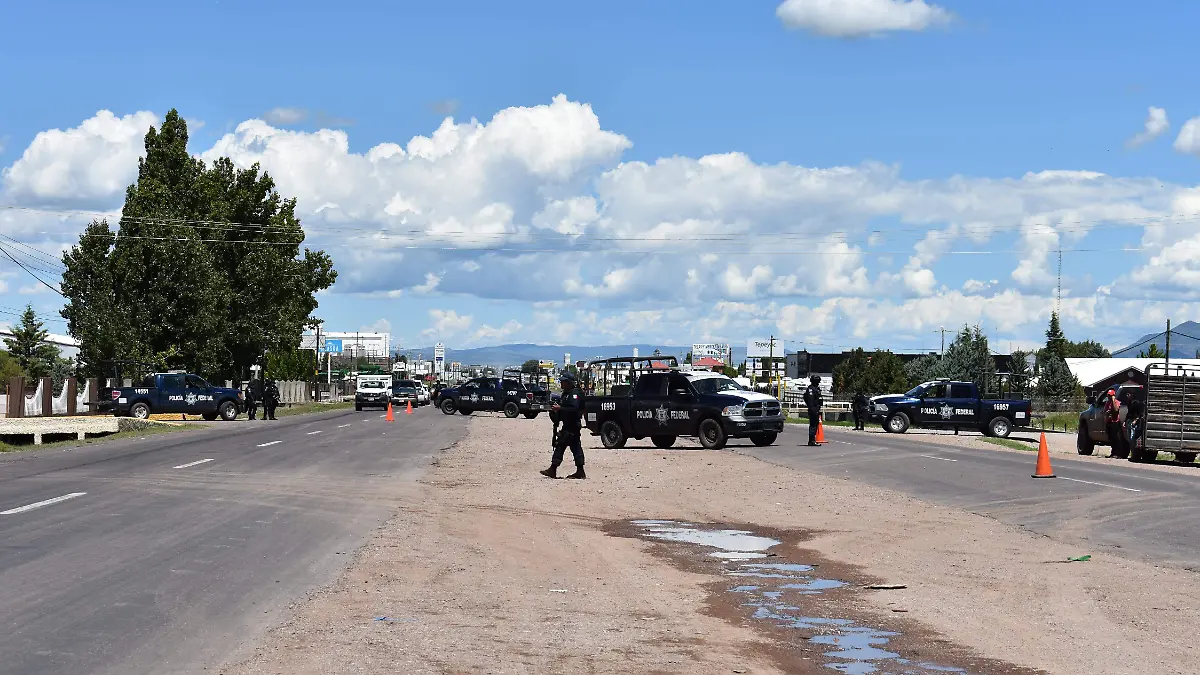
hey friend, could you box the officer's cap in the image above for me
[559,372,576,383]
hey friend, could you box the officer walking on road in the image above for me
[852,390,868,431]
[541,372,586,480]
[263,379,280,421]
[803,374,823,446]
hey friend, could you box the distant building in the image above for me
[1066,357,1200,399]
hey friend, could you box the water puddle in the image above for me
[629,520,970,675]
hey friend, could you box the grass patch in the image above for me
[982,436,1037,452]
[272,400,355,417]
[0,423,194,454]
[1031,412,1078,433]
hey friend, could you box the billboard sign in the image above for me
[324,339,343,354]
[692,343,730,363]
[747,338,782,358]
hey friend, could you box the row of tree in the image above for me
[831,313,1092,401]
[59,110,336,382]
[1,306,76,391]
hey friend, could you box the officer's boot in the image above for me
[540,466,559,479]
[566,468,586,479]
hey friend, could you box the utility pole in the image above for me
[935,326,947,355]
[1056,246,1063,317]
[1166,319,1172,371]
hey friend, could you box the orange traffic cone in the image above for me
[815,418,826,444]
[405,401,413,414]
[386,402,395,423]
[1032,432,1055,478]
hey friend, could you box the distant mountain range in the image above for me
[398,343,767,367]
[1116,321,1200,358]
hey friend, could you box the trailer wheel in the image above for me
[130,402,151,420]
[1076,421,1094,455]
[1177,452,1197,465]
[885,412,909,434]
[987,416,1012,439]
[503,402,520,418]
[600,421,627,449]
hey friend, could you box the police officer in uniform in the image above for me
[263,379,280,421]
[803,374,823,446]
[245,379,260,420]
[541,372,586,479]
[852,390,868,431]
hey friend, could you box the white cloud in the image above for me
[413,273,441,294]
[263,107,308,125]
[776,0,951,38]
[1174,117,1200,156]
[471,319,523,343]
[421,309,472,341]
[1126,106,1168,148]
[362,318,392,333]
[1,110,157,207]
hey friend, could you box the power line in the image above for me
[0,241,64,296]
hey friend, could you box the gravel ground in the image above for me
[223,415,1200,675]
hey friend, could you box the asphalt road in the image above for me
[747,425,1200,571]
[0,405,468,675]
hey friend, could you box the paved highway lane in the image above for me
[0,407,468,675]
[746,425,1200,571]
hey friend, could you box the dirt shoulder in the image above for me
[223,416,1200,675]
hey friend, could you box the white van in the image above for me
[355,374,393,411]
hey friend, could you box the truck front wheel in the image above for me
[987,416,1012,438]
[503,402,520,419]
[885,412,909,434]
[1076,421,1094,455]
[219,401,238,421]
[440,399,457,415]
[130,402,150,419]
[600,421,627,449]
[651,435,676,449]
[698,418,727,450]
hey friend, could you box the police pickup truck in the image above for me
[111,372,243,421]
[437,375,547,418]
[867,379,1030,438]
[583,364,784,450]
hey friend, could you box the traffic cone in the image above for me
[815,418,826,444]
[1032,432,1055,478]
[386,402,395,423]
[405,401,413,415]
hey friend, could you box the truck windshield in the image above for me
[905,383,931,397]
[692,376,744,394]
[360,382,386,390]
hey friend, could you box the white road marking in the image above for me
[173,458,214,469]
[1059,476,1141,492]
[307,430,323,435]
[337,424,351,428]
[918,454,958,462]
[2,492,87,515]
[257,440,282,447]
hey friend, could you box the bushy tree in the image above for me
[0,350,24,383]
[835,348,910,395]
[521,358,541,374]
[266,348,317,380]
[60,110,337,380]
[1035,314,1081,400]
[904,326,993,388]
[906,354,941,386]
[3,306,59,379]
[1065,340,1109,358]
[1138,344,1164,358]
[1007,349,1033,394]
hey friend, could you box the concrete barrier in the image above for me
[0,416,175,445]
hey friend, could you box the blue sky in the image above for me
[2,0,1200,355]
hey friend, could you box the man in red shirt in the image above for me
[1103,389,1128,459]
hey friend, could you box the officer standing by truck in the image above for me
[804,374,823,446]
[263,379,280,421]
[541,372,586,479]
[852,390,868,430]
[244,379,260,420]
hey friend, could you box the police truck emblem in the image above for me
[185,392,198,406]
[655,405,669,425]
[939,403,954,419]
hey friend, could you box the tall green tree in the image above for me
[1007,349,1033,394]
[3,306,60,379]
[1044,312,1068,359]
[834,348,909,395]
[0,349,25,382]
[904,326,993,388]
[1065,340,1109,358]
[1138,344,1164,358]
[266,347,317,380]
[521,358,541,374]
[59,110,337,380]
